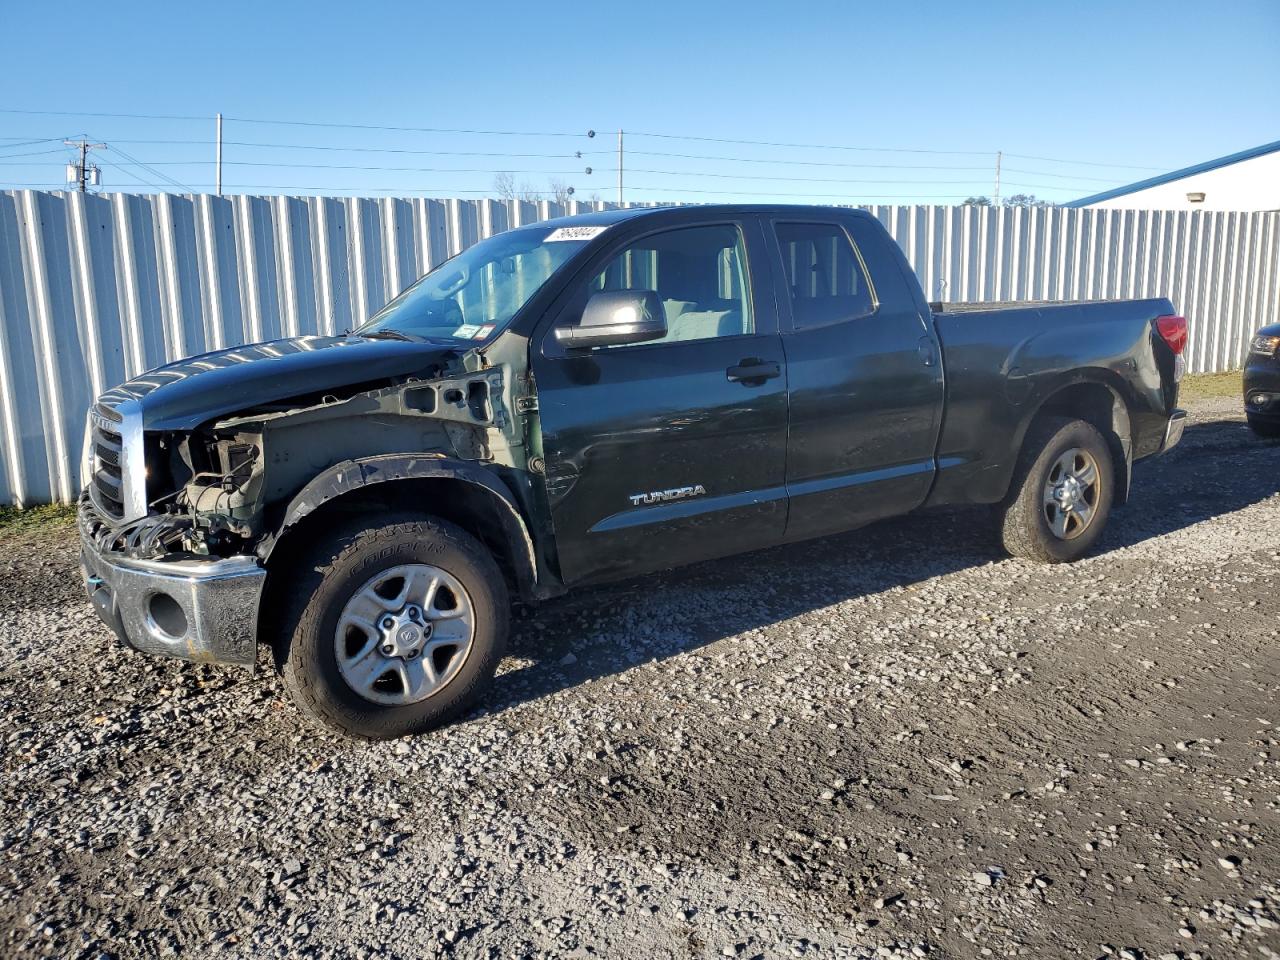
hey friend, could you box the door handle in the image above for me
[726,359,781,384]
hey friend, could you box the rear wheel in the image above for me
[274,515,508,739]
[999,417,1115,563]
[1247,414,1280,439]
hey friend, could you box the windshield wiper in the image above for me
[357,328,422,342]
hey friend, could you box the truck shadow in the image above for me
[485,415,1280,721]
[1106,415,1280,548]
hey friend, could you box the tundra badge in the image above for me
[629,484,707,507]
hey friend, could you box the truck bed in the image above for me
[925,296,1179,508]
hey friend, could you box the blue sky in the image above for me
[1,0,1277,205]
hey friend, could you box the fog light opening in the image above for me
[148,593,188,639]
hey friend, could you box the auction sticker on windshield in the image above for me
[452,324,482,339]
[545,226,607,242]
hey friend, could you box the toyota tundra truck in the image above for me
[79,205,1189,738]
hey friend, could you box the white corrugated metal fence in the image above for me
[0,190,1276,507]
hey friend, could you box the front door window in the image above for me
[586,224,754,345]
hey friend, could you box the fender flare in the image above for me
[264,454,538,599]
[1012,372,1135,502]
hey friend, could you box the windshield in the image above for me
[355,224,602,343]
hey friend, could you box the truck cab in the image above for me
[527,208,944,583]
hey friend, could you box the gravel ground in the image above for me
[2,396,1278,960]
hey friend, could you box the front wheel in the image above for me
[274,515,509,739]
[999,417,1115,563]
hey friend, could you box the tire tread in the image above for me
[273,513,507,740]
[999,417,1115,564]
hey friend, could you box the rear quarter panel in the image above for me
[926,298,1177,507]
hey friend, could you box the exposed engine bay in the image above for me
[81,345,534,564]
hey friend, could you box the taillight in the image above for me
[1155,314,1187,384]
[1155,315,1187,355]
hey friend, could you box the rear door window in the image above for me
[774,222,876,330]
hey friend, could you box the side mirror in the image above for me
[555,289,667,350]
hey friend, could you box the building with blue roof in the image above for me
[1067,140,1280,211]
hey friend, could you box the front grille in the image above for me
[90,410,126,520]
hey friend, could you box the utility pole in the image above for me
[215,113,223,196]
[993,150,1002,206]
[617,129,624,205]
[64,139,105,192]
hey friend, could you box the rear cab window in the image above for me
[774,221,877,330]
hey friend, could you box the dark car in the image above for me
[1245,324,1280,438]
[78,205,1189,738]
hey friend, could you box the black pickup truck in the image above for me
[79,205,1188,738]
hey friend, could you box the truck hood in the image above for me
[100,335,463,431]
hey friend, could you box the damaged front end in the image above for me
[173,350,519,557]
[79,339,539,669]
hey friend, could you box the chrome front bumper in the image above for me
[1159,408,1188,454]
[79,504,266,670]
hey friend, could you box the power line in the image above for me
[103,159,594,176]
[0,137,75,151]
[0,112,1152,200]
[23,139,1131,184]
[220,115,585,137]
[0,110,1170,170]
[0,136,1152,179]
[1003,151,1164,170]
[626,129,1167,171]
[0,155,1123,190]
[0,133,199,191]
[105,143,197,192]
[627,129,993,156]
[38,162,1114,192]
[0,179,593,195]
[601,152,1128,182]
[0,108,589,138]
[108,139,586,159]
[181,184,590,195]
[0,108,209,122]
[0,149,69,162]
[578,184,983,199]
[1000,180,1103,192]
[0,176,1071,202]
[10,150,1116,189]
[1000,166,1130,183]
[580,148,996,171]
[588,167,1121,189]
[95,159,170,192]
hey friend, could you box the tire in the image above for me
[1247,414,1280,439]
[999,417,1115,564]
[274,514,508,739]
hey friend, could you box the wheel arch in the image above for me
[261,455,539,603]
[1014,375,1134,505]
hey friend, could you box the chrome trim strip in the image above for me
[1159,408,1187,455]
[115,397,148,521]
